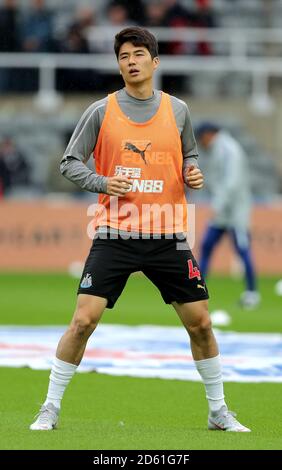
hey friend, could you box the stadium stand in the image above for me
[0,0,281,198]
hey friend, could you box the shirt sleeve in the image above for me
[181,103,199,160]
[60,99,108,193]
[180,102,199,182]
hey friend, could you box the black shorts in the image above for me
[77,237,209,308]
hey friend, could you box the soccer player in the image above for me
[30,27,250,432]
[196,122,260,309]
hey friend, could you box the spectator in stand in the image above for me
[57,7,103,92]
[57,23,91,92]
[0,0,19,52]
[69,6,96,43]
[145,1,168,54]
[59,23,89,55]
[0,0,19,92]
[19,0,53,91]
[94,0,136,90]
[154,0,215,92]
[94,1,133,55]
[106,1,132,28]
[194,0,215,56]
[161,0,215,55]
[109,0,147,25]
[145,1,191,92]
[0,137,30,196]
[162,0,195,55]
[195,0,215,28]
[21,0,53,52]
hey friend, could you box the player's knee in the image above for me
[187,314,212,340]
[70,308,98,338]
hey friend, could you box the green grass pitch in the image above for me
[0,273,282,449]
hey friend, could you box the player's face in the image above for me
[118,42,159,86]
[199,132,214,149]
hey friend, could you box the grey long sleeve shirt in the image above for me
[60,88,199,193]
[206,131,252,229]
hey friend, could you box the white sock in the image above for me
[194,354,227,412]
[43,357,77,409]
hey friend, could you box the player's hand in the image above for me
[185,165,204,190]
[106,176,132,196]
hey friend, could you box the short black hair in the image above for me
[114,27,158,59]
[195,122,220,137]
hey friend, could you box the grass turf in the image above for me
[1,368,282,450]
[0,273,281,449]
[0,273,281,332]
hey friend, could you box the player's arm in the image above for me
[179,100,204,190]
[60,100,131,196]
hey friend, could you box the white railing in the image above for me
[1,27,281,112]
[88,26,282,58]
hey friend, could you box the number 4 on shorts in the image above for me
[187,259,201,280]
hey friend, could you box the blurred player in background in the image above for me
[196,122,260,309]
[30,27,250,433]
